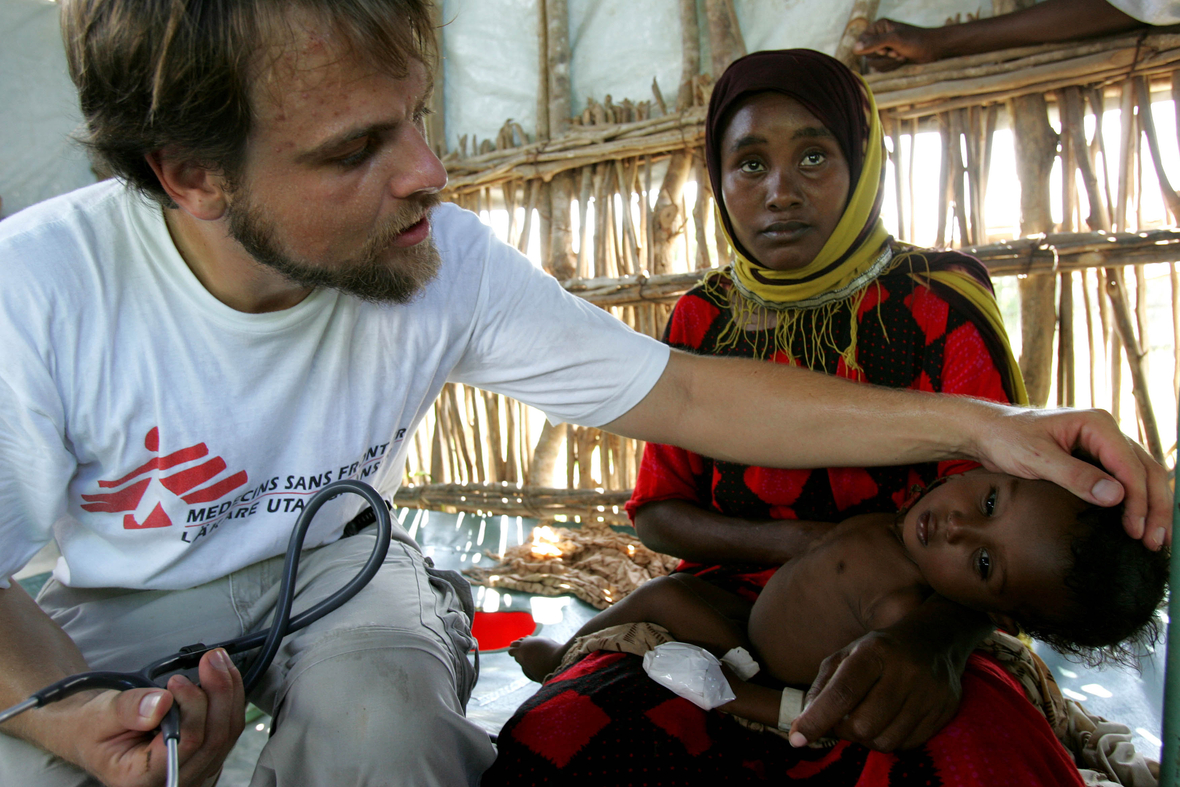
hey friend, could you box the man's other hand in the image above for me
[69,648,245,787]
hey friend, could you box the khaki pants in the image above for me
[0,530,495,786]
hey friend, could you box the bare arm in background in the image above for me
[854,0,1143,71]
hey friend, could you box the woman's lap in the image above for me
[487,651,1083,786]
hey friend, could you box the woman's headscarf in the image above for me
[705,48,891,303]
[701,49,1026,405]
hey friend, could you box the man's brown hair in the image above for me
[61,0,435,205]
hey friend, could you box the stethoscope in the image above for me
[0,479,392,787]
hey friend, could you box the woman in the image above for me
[487,50,1082,786]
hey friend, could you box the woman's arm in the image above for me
[632,500,831,565]
[789,594,993,751]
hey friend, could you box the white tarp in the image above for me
[443,0,991,153]
[3,0,990,213]
[0,0,95,217]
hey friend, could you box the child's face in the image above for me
[899,470,1086,620]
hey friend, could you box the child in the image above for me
[510,467,1169,731]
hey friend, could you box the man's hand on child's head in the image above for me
[971,405,1170,551]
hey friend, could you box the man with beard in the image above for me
[0,1,1169,786]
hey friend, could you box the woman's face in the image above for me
[719,93,851,271]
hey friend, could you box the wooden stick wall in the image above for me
[398,15,1180,512]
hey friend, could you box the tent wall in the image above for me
[441,0,987,156]
[0,0,95,217]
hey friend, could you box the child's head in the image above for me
[898,468,1168,666]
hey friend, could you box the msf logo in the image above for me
[81,427,249,530]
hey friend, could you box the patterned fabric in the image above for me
[487,651,1082,786]
[628,249,1016,597]
[486,249,1086,786]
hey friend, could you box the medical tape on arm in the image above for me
[720,646,760,680]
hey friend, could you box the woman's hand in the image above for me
[788,597,989,751]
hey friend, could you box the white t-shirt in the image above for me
[0,181,669,590]
[1107,0,1180,24]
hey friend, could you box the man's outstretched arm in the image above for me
[606,349,1170,549]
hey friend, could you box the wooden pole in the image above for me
[907,117,918,242]
[545,0,576,280]
[615,158,643,271]
[426,0,446,156]
[887,116,906,242]
[834,0,881,70]
[1134,76,1180,221]
[1083,268,1099,406]
[1060,87,1111,232]
[692,152,713,270]
[1058,272,1075,407]
[951,109,971,245]
[535,0,549,143]
[1172,261,1180,399]
[966,105,985,245]
[650,0,710,276]
[676,0,701,112]
[1011,92,1059,407]
[577,167,593,277]
[1105,270,1164,461]
[1058,93,1077,235]
[936,113,951,246]
[704,0,745,78]
[1172,70,1180,163]
[1088,88,1117,229]
[1116,81,1135,232]
[1135,266,1152,414]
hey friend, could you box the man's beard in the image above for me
[225,189,442,304]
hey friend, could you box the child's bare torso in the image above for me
[747,513,931,685]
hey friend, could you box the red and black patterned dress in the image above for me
[486,252,1083,787]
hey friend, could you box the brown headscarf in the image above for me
[704,48,885,274]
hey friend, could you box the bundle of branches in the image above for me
[464,521,680,609]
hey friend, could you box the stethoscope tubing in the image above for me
[0,478,392,787]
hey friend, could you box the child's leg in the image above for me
[510,574,753,681]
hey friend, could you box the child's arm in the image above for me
[716,665,791,728]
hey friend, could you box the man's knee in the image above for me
[0,732,99,787]
[257,640,493,786]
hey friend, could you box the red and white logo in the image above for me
[81,427,249,529]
